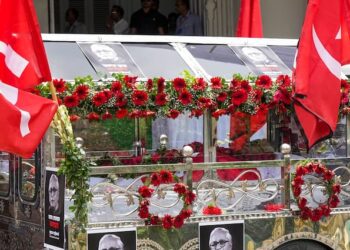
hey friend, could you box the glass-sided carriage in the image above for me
[0,34,350,250]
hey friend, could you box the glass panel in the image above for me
[186,44,251,79]
[123,43,193,79]
[78,42,145,77]
[20,158,37,200]
[44,42,99,81]
[269,45,296,70]
[230,46,292,78]
[0,152,10,196]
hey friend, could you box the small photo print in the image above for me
[88,228,136,250]
[199,220,244,250]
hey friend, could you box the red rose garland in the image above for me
[292,161,341,222]
[138,170,196,229]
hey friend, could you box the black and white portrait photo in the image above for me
[78,42,144,77]
[88,228,136,250]
[231,46,291,78]
[199,221,244,250]
[44,168,65,250]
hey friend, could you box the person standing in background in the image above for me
[175,0,202,36]
[152,0,168,34]
[64,8,87,34]
[106,5,129,34]
[130,0,165,35]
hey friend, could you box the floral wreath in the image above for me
[292,161,341,222]
[138,170,196,229]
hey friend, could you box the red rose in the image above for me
[292,176,304,186]
[203,205,222,215]
[151,153,161,164]
[162,215,173,229]
[150,173,161,186]
[320,205,331,217]
[167,110,180,119]
[191,109,204,118]
[102,112,113,120]
[155,93,168,106]
[180,209,192,219]
[230,78,240,89]
[53,78,66,93]
[323,170,334,181]
[159,170,173,183]
[173,78,186,91]
[240,80,252,92]
[132,90,148,106]
[115,92,127,107]
[185,190,196,205]
[111,81,122,93]
[146,79,153,91]
[255,75,272,89]
[293,186,301,197]
[138,205,149,219]
[115,109,128,119]
[329,194,340,208]
[73,85,89,100]
[92,92,107,107]
[157,77,165,93]
[314,164,324,175]
[123,75,137,88]
[311,208,323,222]
[276,75,291,88]
[300,207,312,220]
[212,109,226,119]
[193,78,207,91]
[298,197,307,209]
[103,90,113,100]
[138,186,154,198]
[87,112,100,121]
[295,166,305,177]
[150,215,159,225]
[63,95,79,108]
[210,77,222,89]
[173,215,184,228]
[69,114,80,122]
[217,92,228,103]
[332,184,341,194]
[178,89,193,105]
[174,183,187,195]
[231,88,248,106]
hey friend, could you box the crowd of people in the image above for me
[64,0,203,36]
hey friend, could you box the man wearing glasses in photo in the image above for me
[209,227,233,250]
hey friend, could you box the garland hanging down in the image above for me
[35,73,294,121]
[138,170,196,230]
[292,161,341,222]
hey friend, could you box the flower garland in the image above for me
[138,170,196,229]
[292,161,341,222]
[35,74,293,122]
[202,204,222,215]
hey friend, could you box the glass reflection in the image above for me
[0,153,9,196]
[20,160,36,199]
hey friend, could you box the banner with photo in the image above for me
[88,227,137,250]
[44,167,65,250]
[78,42,145,78]
[231,46,291,78]
[199,220,244,250]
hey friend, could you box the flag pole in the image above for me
[49,81,58,103]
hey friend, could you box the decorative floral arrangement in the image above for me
[202,204,223,215]
[264,203,284,212]
[35,73,293,121]
[292,161,341,222]
[138,170,196,229]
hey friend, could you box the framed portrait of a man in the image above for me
[199,220,244,250]
[87,228,137,250]
[231,45,291,78]
[78,42,144,78]
[44,167,65,250]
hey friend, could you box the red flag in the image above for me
[235,0,263,38]
[0,0,57,158]
[0,0,51,90]
[0,83,57,158]
[294,0,350,148]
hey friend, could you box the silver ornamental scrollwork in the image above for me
[195,169,280,211]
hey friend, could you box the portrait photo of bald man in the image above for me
[199,221,244,250]
[88,228,136,250]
